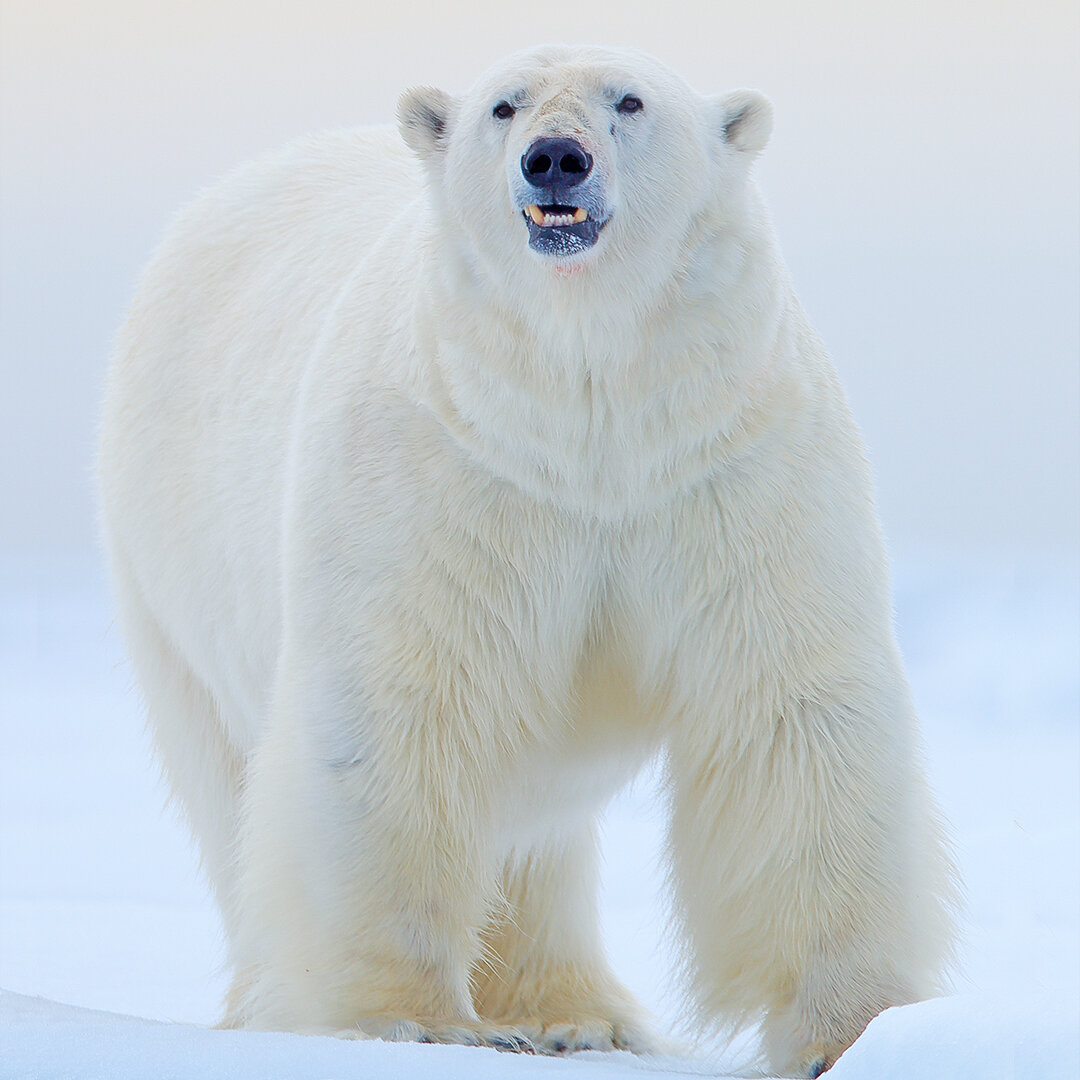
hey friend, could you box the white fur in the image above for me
[98,45,956,1077]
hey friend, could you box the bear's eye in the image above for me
[492,101,516,120]
[615,95,643,115]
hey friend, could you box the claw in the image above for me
[490,1033,533,1053]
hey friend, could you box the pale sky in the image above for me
[1,0,1077,558]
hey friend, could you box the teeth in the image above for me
[525,205,589,227]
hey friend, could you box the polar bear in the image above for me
[99,45,956,1077]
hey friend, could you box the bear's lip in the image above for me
[521,203,609,258]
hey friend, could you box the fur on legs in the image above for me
[474,825,658,1054]
[665,690,956,1077]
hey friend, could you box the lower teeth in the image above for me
[526,206,587,227]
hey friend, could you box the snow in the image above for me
[1,990,696,1080]
[1,554,1077,1078]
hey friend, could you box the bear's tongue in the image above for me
[526,204,588,228]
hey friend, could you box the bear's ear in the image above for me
[398,87,457,160]
[713,89,773,157]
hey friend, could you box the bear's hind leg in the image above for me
[107,555,247,1007]
[473,825,659,1055]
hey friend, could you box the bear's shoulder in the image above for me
[152,126,419,265]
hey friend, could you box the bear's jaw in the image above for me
[521,203,608,258]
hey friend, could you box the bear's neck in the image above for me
[412,220,803,519]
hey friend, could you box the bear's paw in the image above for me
[336,1016,535,1052]
[514,1013,660,1055]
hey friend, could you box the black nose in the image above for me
[521,137,593,189]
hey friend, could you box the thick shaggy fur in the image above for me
[99,46,956,1077]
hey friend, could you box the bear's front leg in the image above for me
[225,391,600,1045]
[665,680,955,1077]
[227,640,534,1049]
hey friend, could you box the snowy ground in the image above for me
[1,553,1077,1079]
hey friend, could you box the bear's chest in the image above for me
[416,329,765,522]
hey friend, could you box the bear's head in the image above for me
[398,46,772,300]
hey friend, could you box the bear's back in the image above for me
[101,126,421,748]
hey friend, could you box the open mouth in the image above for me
[522,203,606,257]
[524,204,589,227]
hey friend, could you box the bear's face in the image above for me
[399,47,772,291]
